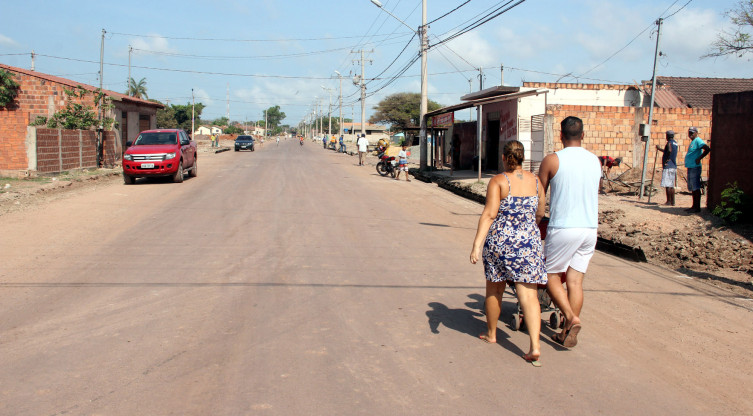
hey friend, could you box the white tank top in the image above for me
[548,147,601,228]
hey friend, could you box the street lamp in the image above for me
[370,0,428,170]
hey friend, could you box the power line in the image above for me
[433,1,526,48]
[33,53,338,80]
[109,31,411,43]
[575,0,694,79]
[427,0,472,25]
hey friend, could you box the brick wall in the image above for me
[546,104,712,178]
[0,109,29,170]
[33,128,119,173]
[10,73,93,122]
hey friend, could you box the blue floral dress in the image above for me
[482,174,547,284]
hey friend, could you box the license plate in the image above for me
[141,163,155,169]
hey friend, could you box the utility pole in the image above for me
[191,89,195,137]
[321,86,333,136]
[264,109,268,139]
[352,49,373,137]
[476,67,484,180]
[226,83,230,122]
[335,71,343,138]
[128,45,132,86]
[97,28,105,167]
[500,64,504,85]
[640,18,663,200]
[30,50,35,71]
[418,0,428,170]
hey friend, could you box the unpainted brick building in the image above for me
[0,63,162,175]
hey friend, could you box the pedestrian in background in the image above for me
[394,143,411,182]
[538,116,601,348]
[470,140,547,366]
[357,134,368,166]
[684,126,710,213]
[210,133,216,148]
[656,130,679,206]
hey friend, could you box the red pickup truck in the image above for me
[122,129,197,184]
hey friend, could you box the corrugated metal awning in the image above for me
[425,89,549,119]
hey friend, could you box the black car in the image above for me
[235,135,255,151]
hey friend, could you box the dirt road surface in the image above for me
[1,139,751,415]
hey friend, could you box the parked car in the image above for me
[122,129,197,184]
[235,135,255,151]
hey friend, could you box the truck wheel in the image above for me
[189,158,198,177]
[173,161,184,183]
[124,174,134,185]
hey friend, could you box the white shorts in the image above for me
[660,168,676,188]
[544,228,597,274]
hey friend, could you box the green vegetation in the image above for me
[154,101,206,131]
[126,77,148,99]
[0,68,20,108]
[712,181,751,223]
[30,86,114,130]
[368,92,442,132]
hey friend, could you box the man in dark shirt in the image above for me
[656,130,679,206]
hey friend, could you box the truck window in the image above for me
[134,132,178,145]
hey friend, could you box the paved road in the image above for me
[1,139,751,415]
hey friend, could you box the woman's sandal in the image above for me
[523,354,542,367]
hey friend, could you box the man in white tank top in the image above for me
[538,116,601,348]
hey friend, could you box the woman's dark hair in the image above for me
[503,140,525,169]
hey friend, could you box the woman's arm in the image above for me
[470,177,502,264]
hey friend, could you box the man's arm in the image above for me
[538,153,558,196]
[696,144,710,165]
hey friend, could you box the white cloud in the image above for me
[441,31,497,68]
[193,89,214,107]
[0,34,19,47]
[130,35,178,55]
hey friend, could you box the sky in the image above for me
[1,0,750,129]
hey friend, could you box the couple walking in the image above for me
[470,116,600,367]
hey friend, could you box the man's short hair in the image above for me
[561,116,584,140]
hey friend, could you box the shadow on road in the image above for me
[426,294,524,357]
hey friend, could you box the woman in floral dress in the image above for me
[470,140,547,366]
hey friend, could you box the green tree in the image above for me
[368,92,442,132]
[168,102,205,132]
[263,105,286,129]
[151,100,178,128]
[0,68,20,108]
[212,116,229,127]
[224,125,243,134]
[704,0,753,58]
[126,77,148,99]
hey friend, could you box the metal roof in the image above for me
[426,89,548,119]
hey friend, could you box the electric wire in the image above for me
[427,0,472,25]
[433,0,526,48]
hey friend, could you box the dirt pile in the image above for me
[599,209,753,277]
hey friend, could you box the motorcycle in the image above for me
[375,147,397,178]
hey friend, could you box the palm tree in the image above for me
[126,77,148,99]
